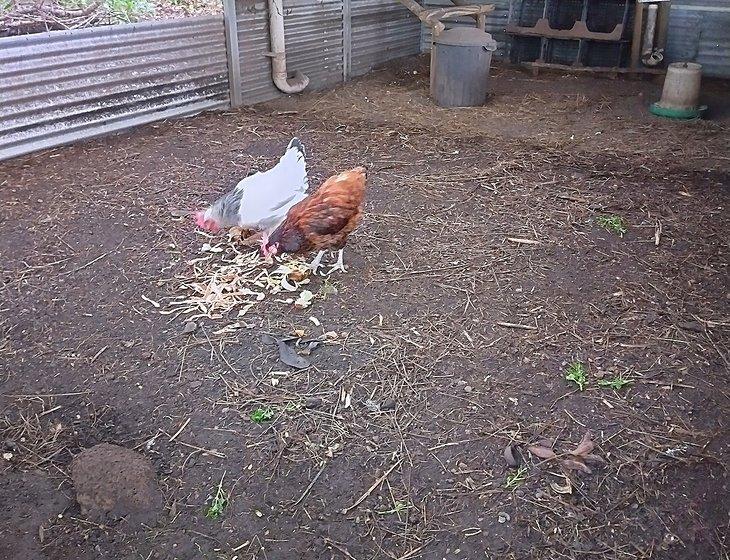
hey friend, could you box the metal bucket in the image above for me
[430,27,497,108]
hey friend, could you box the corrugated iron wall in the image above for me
[666,2,730,78]
[233,0,420,104]
[236,0,344,104]
[350,0,422,77]
[0,17,230,161]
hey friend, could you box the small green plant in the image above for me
[599,373,633,391]
[506,466,528,489]
[205,473,228,520]
[284,401,301,413]
[105,0,154,22]
[597,214,628,237]
[376,500,413,516]
[320,277,339,299]
[250,407,275,423]
[565,361,588,391]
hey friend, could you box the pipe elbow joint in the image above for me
[273,69,310,94]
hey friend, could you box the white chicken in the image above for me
[194,138,308,233]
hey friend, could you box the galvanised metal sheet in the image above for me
[0,16,230,161]
[350,0,421,77]
[236,0,344,104]
[667,3,730,78]
[420,0,512,58]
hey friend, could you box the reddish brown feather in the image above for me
[268,167,366,255]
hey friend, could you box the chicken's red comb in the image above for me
[193,211,206,228]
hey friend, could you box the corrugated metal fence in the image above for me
[0,17,230,161]
[0,1,421,160]
[666,2,730,79]
[235,0,345,105]
[350,0,422,77]
[231,0,420,105]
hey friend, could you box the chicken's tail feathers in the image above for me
[275,137,308,191]
[286,137,306,158]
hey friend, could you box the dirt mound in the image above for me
[71,443,163,528]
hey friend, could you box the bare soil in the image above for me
[1,57,728,560]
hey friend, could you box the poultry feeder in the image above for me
[650,62,707,119]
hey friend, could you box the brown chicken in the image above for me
[260,166,367,274]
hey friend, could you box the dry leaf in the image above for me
[560,458,592,474]
[228,226,244,240]
[288,269,309,283]
[571,432,595,457]
[583,453,605,465]
[504,444,519,467]
[528,445,557,460]
[276,341,310,369]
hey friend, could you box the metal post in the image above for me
[223,0,243,107]
[538,0,549,62]
[575,0,589,66]
[655,0,670,54]
[343,0,352,81]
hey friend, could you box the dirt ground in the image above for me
[1,56,728,560]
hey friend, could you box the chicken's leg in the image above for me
[328,249,347,274]
[308,250,327,274]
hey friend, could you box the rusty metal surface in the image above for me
[0,16,230,161]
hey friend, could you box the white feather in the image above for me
[234,139,308,231]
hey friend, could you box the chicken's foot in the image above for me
[309,250,327,274]
[327,249,347,274]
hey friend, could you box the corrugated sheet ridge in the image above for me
[0,16,229,161]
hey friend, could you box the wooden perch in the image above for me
[397,0,494,35]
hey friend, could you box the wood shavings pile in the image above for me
[164,234,315,328]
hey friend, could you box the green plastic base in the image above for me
[649,103,707,120]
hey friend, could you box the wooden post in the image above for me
[630,1,644,69]
[222,0,243,107]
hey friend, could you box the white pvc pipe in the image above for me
[267,0,309,94]
[642,3,658,56]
